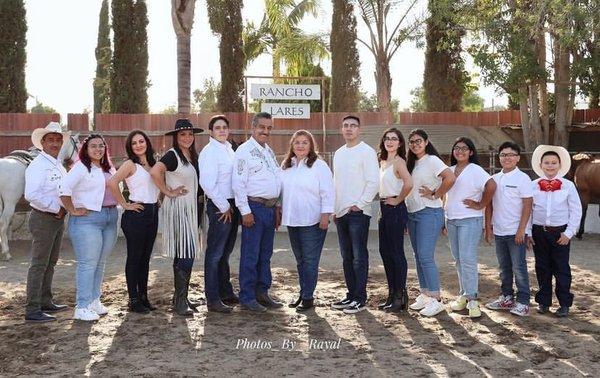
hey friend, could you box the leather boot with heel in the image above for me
[172,266,194,317]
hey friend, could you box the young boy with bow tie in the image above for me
[529,145,582,318]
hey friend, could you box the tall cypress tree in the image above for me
[329,0,360,112]
[110,0,149,113]
[423,0,467,112]
[207,0,244,112]
[0,0,27,113]
[94,0,112,114]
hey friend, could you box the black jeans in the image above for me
[121,203,159,300]
[378,202,408,294]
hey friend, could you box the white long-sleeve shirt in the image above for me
[531,176,582,239]
[24,151,67,214]
[199,137,235,213]
[281,157,334,227]
[58,161,111,212]
[333,141,379,217]
[232,137,282,215]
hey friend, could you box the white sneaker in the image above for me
[74,307,100,321]
[509,302,530,317]
[89,299,109,316]
[409,294,432,310]
[419,299,445,317]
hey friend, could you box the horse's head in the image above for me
[566,153,592,180]
[59,133,81,169]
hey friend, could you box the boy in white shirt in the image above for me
[484,142,533,317]
[529,145,582,318]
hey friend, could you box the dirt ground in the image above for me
[0,229,599,377]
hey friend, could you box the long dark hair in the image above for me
[282,130,319,169]
[172,131,198,167]
[406,128,441,173]
[450,137,480,166]
[79,133,112,173]
[378,127,406,162]
[125,130,156,166]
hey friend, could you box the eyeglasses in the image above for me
[384,137,399,142]
[88,144,106,149]
[408,139,424,146]
[499,153,519,158]
[342,123,360,129]
[453,146,470,152]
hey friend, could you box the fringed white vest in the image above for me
[161,149,199,258]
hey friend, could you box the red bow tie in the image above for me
[539,179,562,192]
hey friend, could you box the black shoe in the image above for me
[139,294,157,311]
[343,301,367,314]
[222,295,239,306]
[241,301,267,313]
[537,305,550,314]
[289,296,302,308]
[385,289,409,312]
[25,311,56,323]
[554,306,569,317]
[331,297,353,310]
[207,300,233,314]
[378,292,393,310]
[128,298,150,314]
[256,293,283,308]
[296,299,314,312]
[188,299,202,313]
[41,302,69,313]
[172,266,194,317]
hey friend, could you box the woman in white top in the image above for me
[59,134,118,322]
[377,128,413,312]
[150,119,203,317]
[108,130,160,314]
[405,129,455,317]
[280,130,334,312]
[445,137,496,318]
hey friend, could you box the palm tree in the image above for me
[171,0,196,115]
[243,0,329,77]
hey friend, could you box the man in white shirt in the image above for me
[232,112,282,312]
[199,115,240,313]
[331,115,379,314]
[484,142,533,317]
[24,122,70,322]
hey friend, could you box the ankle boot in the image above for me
[139,293,156,311]
[378,291,394,310]
[129,297,150,314]
[172,266,194,317]
[385,289,409,312]
[296,298,314,312]
[289,296,302,308]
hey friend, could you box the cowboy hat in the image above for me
[531,144,571,178]
[31,122,71,150]
[165,118,204,136]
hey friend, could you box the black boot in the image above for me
[289,296,302,308]
[207,300,233,314]
[378,291,394,310]
[172,266,194,317]
[385,289,409,312]
[139,293,156,311]
[129,297,150,314]
[296,299,314,312]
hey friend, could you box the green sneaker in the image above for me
[467,300,482,318]
[450,295,468,311]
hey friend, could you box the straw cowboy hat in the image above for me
[165,118,204,136]
[531,144,571,178]
[31,122,71,150]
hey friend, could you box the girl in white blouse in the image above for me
[108,130,160,314]
[280,130,334,312]
[59,134,118,322]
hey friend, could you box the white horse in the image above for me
[0,134,80,260]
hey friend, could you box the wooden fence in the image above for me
[0,113,60,156]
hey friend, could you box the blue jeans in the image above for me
[494,235,531,305]
[239,201,275,304]
[447,216,483,300]
[288,223,327,300]
[205,199,240,303]
[336,210,370,304]
[378,202,408,293]
[69,207,118,308]
[407,207,444,296]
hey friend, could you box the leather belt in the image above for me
[31,207,58,217]
[533,224,567,233]
[103,205,117,209]
[248,196,278,208]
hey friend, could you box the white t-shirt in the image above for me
[491,168,533,236]
[405,154,448,213]
[445,163,491,220]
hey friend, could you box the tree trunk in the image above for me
[177,34,191,115]
[528,85,544,146]
[518,86,534,154]
[536,30,550,143]
[375,54,391,115]
[553,41,571,147]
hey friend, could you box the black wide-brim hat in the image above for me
[165,118,204,136]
